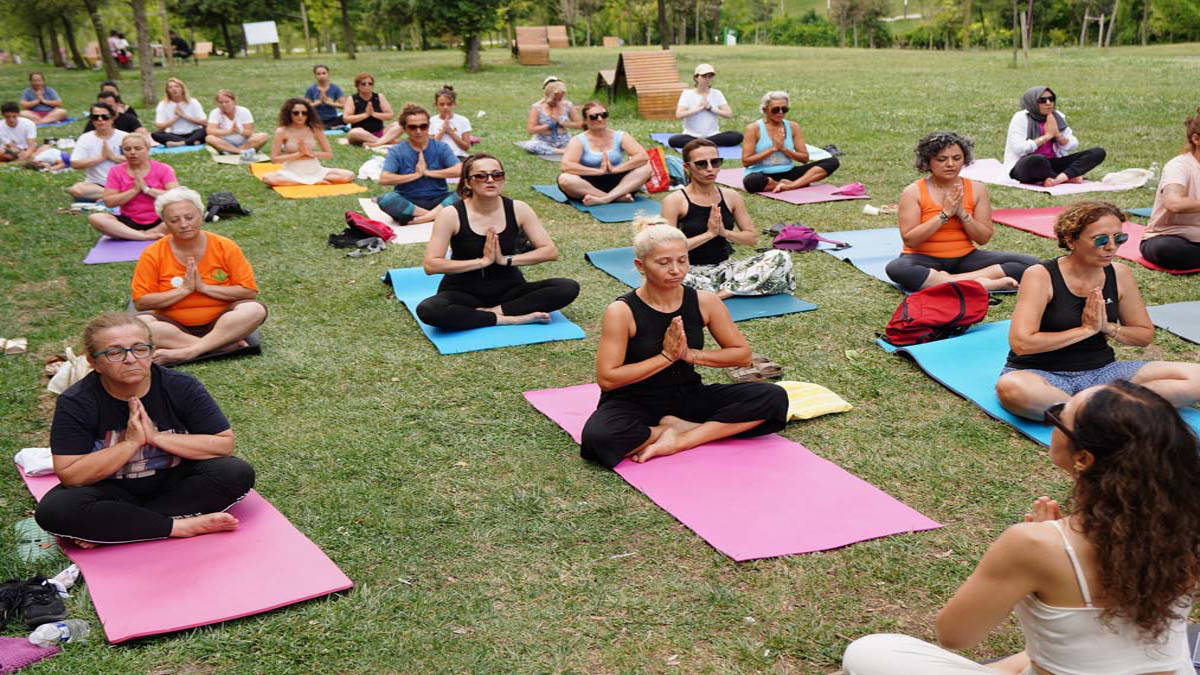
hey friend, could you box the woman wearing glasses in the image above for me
[557,102,651,205]
[151,77,207,147]
[378,104,461,225]
[67,101,128,201]
[740,91,839,193]
[34,311,255,548]
[87,134,178,241]
[1140,107,1200,271]
[844,379,1200,675]
[131,188,267,365]
[660,139,794,298]
[261,99,354,187]
[1004,87,1106,188]
[996,200,1200,420]
[667,64,742,150]
[344,72,394,147]
[416,153,579,331]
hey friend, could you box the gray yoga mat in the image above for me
[1148,302,1200,344]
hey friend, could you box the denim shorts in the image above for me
[1000,360,1146,396]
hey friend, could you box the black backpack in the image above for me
[205,192,252,222]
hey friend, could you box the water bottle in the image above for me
[1148,161,1160,182]
[28,619,89,647]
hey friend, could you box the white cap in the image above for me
[693,63,715,76]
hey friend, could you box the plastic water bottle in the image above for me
[28,620,89,647]
[1148,161,1160,182]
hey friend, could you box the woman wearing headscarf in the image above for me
[1004,86,1106,188]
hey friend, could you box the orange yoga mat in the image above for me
[249,163,368,199]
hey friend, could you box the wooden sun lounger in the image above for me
[547,25,569,49]
[515,26,549,66]
[593,50,686,120]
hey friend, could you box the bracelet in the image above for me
[506,255,514,267]
[938,211,950,224]
[660,350,674,362]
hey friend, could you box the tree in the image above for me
[61,15,87,68]
[339,0,356,58]
[425,0,504,71]
[656,0,669,47]
[130,0,155,105]
[81,0,119,79]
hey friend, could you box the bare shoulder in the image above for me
[719,186,745,209]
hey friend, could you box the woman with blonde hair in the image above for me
[204,89,268,156]
[517,77,582,156]
[1140,106,1200,271]
[152,77,207,147]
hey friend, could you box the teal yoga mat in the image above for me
[150,144,206,155]
[37,117,77,128]
[648,133,832,162]
[381,267,585,354]
[1148,302,1200,344]
[876,320,1200,446]
[531,185,660,223]
[1129,207,1152,218]
[584,246,817,321]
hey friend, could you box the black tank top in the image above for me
[602,286,705,401]
[678,188,734,266]
[351,93,382,133]
[438,197,524,293]
[1006,258,1118,372]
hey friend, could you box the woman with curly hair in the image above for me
[261,99,354,186]
[843,379,1200,675]
[996,200,1200,420]
[885,131,1039,292]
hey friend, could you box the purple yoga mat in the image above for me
[960,158,1135,195]
[525,383,941,561]
[716,168,870,204]
[0,637,58,673]
[82,237,153,265]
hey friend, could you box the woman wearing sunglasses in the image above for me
[660,139,794,298]
[151,77,207,147]
[378,104,461,225]
[996,200,1200,420]
[261,99,354,187]
[740,90,840,193]
[1141,107,1200,271]
[416,153,579,331]
[557,102,652,205]
[844,379,1200,675]
[667,64,742,150]
[344,72,394,147]
[1004,86,1106,188]
[68,101,129,202]
[34,311,255,548]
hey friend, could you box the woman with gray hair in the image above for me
[130,187,267,365]
[740,90,839,193]
[886,131,1038,292]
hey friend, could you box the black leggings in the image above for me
[579,382,789,468]
[885,249,1039,292]
[415,278,580,331]
[668,131,744,148]
[151,128,207,146]
[1008,147,1106,184]
[1141,235,1200,270]
[742,157,841,192]
[35,457,255,544]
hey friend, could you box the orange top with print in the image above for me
[131,232,257,326]
[902,177,977,258]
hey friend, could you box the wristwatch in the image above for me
[938,211,950,224]
[506,255,514,267]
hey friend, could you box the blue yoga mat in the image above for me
[324,129,347,136]
[876,320,1200,446]
[584,246,818,322]
[37,116,77,128]
[531,185,660,223]
[1129,207,1152,218]
[819,228,905,292]
[150,144,206,155]
[381,267,585,354]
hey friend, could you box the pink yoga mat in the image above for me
[0,637,58,673]
[960,158,1135,196]
[524,384,941,561]
[715,168,870,205]
[992,207,1200,274]
[18,468,353,643]
[82,237,153,265]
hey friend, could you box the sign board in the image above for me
[242,21,279,46]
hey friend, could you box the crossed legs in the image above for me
[557,166,653,205]
[138,300,267,365]
[996,360,1200,420]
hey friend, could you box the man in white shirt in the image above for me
[69,102,128,201]
[0,101,45,162]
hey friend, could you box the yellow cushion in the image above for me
[776,381,853,420]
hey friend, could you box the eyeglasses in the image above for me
[688,158,723,170]
[406,123,430,131]
[469,170,506,182]
[770,106,790,115]
[92,344,153,363]
[587,111,609,121]
[1090,232,1129,248]
[1037,96,1056,104]
[90,113,112,121]
[290,109,309,116]
[1044,402,1078,445]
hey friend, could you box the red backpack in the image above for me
[883,280,994,346]
[344,210,395,242]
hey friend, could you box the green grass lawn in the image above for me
[0,43,1197,673]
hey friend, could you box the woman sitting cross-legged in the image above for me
[377,103,461,225]
[204,89,268,156]
[34,312,255,548]
[843,380,1200,675]
[261,99,354,187]
[578,224,789,467]
[151,77,207,147]
[87,134,179,241]
[557,102,652,206]
[660,139,795,299]
[1004,86,1106,188]
[741,90,840,193]
[1140,106,1200,271]
[667,63,743,150]
[132,188,268,365]
[516,77,583,156]
[344,72,394,147]
[416,153,580,331]
[886,131,1039,292]
[996,200,1200,420]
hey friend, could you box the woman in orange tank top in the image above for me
[886,132,1038,292]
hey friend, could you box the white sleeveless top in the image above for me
[1014,520,1193,675]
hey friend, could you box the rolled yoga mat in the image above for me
[715,168,869,204]
[531,184,660,223]
[960,158,1136,196]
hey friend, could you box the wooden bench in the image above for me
[547,25,569,49]
[194,42,213,60]
[514,27,549,66]
[593,50,686,120]
[602,36,621,48]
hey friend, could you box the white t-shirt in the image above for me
[430,114,472,157]
[0,117,37,150]
[1146,152,1200,242]
[70,129,128,184]
[207,105,254,135]
[155,98,205,135]
[677,88,727,138]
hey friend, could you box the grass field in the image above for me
[0,43,1197,673]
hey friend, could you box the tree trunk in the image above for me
[1107,0,1119,45]
[961,0,972,48]
[1140,0,1149,45]
[1011,0,1018,64]
[81,0,119,78]
[340,0,356,59]
[34,25,48,63]
[418,18,428,50]
[47,23,66,68]
[464,34,481,71]
[61,16,87,69]
[130,0,155,106]
[852,19,858,47]
[657,0,670,48]
[220,20,236,58]
[712,0,720,43]
[271,42,281,59]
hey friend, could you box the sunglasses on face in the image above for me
[688,158,723,170]
[469,170,506,182]
[1037,96,1056,104]
[1091,232,1129,248]
[359,81,374,86]
[90,113,112,121]
[92,343,153,363]
[1044,402,1078,445]
[291,109,309,116]
[698,73,715,78]
[587,111,609,121]
[406,123,430,131]
[770,106,790,114]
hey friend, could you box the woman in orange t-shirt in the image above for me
[131,187,267,365]
[886,131,1038,292]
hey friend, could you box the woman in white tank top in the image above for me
[843,380,1200,675]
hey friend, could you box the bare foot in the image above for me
[72,539,97,549]
[658,415,701,434]
[166,141,185,148]
[630,427,683,463]
[1042,173,1068,188]
[1067,176,1084,184]
[615,193,635,202]
[581,194,607,206]
[214,339,250,353]
[129,230,165,241]
[979,276,1019,292]
[152,346,197,365]
[494,311,552,326]
[170,512,239,538]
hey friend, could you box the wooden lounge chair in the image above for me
[593,50,686,120]
[547,25,569,49]
[514,26,549,66]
